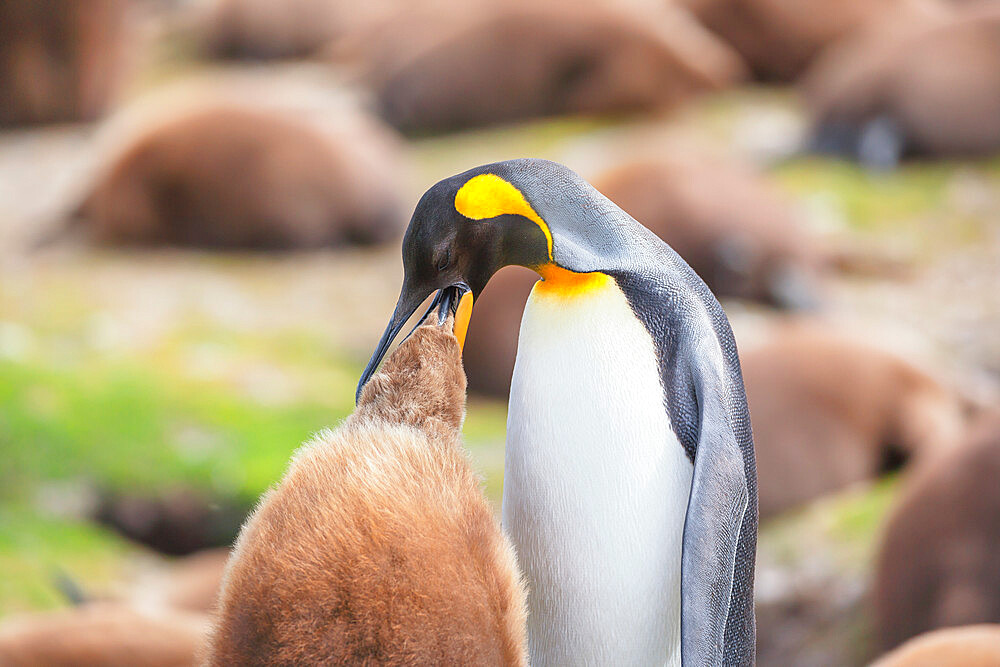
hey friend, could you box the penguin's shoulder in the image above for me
[605,254,748,463]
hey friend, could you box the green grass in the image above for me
[0,356,508,498]
[0,317,510,614]
[0,357,333,503]
[0,313,509,497]
[774,158,953,230]
[774,156,1000,238]
[760,476,901,574]
[0,506,137,615]
[826,476,900,547]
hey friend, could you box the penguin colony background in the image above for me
[2,0,1000,665]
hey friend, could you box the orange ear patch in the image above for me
[454,174,553,261]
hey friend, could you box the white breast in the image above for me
[503,276,693,667]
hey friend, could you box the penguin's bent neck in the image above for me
[503,268,692,667]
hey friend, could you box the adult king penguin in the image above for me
[358,159,758,666]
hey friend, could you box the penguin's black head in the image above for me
[401,168,553,299]
[356,160,579,401]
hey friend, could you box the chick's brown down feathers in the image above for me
[208,322,527,665]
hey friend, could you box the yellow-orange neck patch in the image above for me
[534,264,612,298]
[454,173,554,261]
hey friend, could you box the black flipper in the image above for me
[680,363,750,666]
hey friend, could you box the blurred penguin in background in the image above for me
[74,106,405,249]
[875,414,1000,650]
[0,0,129,126]
[352,1,745,133]
[742,325,967,518]
[804,3,1000,166]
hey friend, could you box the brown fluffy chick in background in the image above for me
[0,603,209,667]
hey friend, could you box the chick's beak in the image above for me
[355,283,472,403]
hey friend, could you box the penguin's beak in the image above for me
[356,283,472,403]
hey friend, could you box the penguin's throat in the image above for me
[534,264,611,298]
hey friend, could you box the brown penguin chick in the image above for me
[874,415,1000,651]
[800,0,950,123]
[77,106,404,249]
[126,549,231,614]
[207,318,528,665]
[356,0,744,133]
[742,325,966,518]
[0,0,129,126]
[0,603,209,667]
[803,4,1000,164]
[677,0,929,81]
[594,157,822,309]
[150,549,229,613]
[871,624,1000,667]
[93,488,249,556]
[198,0,397,60]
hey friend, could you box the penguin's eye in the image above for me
[436,250,451,271]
